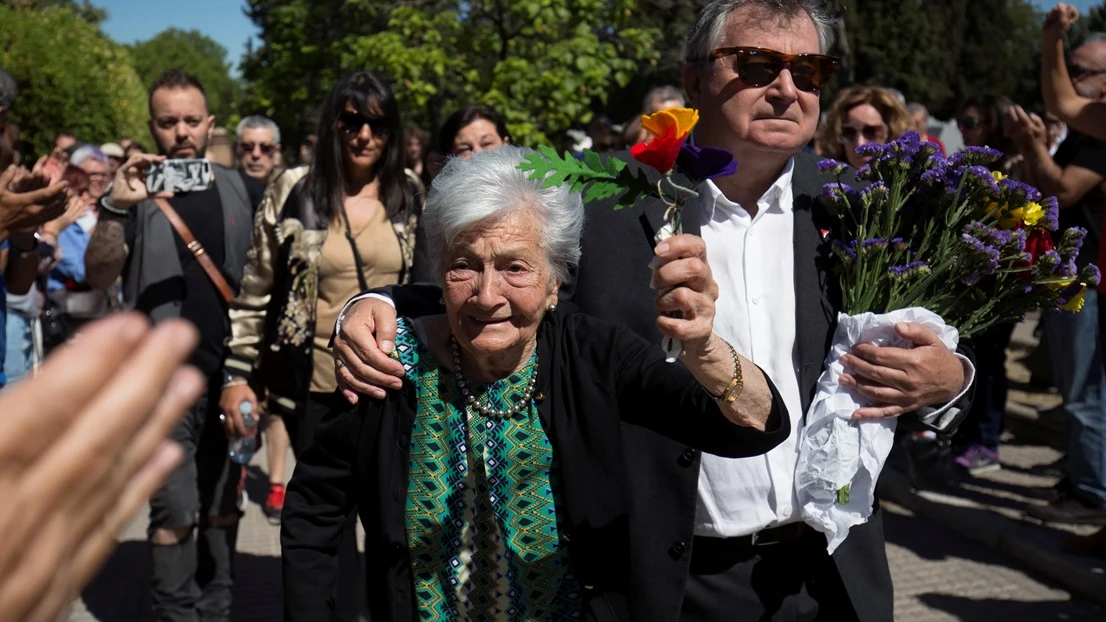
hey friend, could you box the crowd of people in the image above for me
[3,0,1106,620]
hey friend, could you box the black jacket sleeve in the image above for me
[584,317,790,458]
[281,406,362,621]
[357,283,445,318]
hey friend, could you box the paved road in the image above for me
[66,452,1104,621]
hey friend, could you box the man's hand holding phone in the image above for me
[109,153,170,211]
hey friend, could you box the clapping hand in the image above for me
[0,314,202,622]
[1005,104,1048,151]
[0,164,69,236]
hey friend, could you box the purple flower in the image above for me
[1058,227,1087,259]
[676,143,738,183]
[1059,259,1078,278]
[1042,196,1060,231]
[957,233,1001,285]
[890,131,922,157]
[1007,228,1028,254]
[1034,250,1062,277]
[860,181,888,204]
[831,239,857,263]
[856,142,887,158]
[855,165,873,180]
[949,145,1003,167]
[918,142,941,158]
[818,158,848,175]
[964,222,1012,248]
[888,261,931,279]
[1081,264,1102,286]
[1057,281,1085,306]
[891,237,910,252]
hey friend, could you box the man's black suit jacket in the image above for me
[391,150,973,621]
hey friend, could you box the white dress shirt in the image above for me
[695,159,806,537]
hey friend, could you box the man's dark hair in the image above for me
[54,130,76,144]
[147,69,208,116]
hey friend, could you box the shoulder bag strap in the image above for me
[153,197,236,305]
[337,201,370,292]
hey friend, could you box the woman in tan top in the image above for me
[217,71,423,622]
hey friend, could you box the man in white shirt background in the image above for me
[330,1,974,620]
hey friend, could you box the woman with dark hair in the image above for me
[957,94,1021,173]
[438,104,511,158]
[950,94,1023,477]
[218,71,424,621]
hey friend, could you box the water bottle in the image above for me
[227,401,259,465]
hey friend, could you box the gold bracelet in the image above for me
[222,379,248,390]
[712,340,744,403]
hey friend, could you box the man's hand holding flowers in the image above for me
[841,323,967,420]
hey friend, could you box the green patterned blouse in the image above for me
[392,317,582,621]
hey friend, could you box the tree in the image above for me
[834,0,1044,119]
[2,0,107,25]
[240,0,387,153]
[128,29,241,123]
[0,4,146,158]
[241,0,659,149]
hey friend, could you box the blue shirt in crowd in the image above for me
[48,223,91,292]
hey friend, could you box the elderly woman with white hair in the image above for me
[281,146,789,621]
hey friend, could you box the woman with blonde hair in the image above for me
[817,86,913,170]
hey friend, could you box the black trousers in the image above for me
[284,392,364,622]
[680,529,859,622]
[147,383,242,622]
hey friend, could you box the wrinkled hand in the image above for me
[1006,105,1048,150]
[219,383,258,439]
[0,164,69,235]
[0,313,202,622]
[839,322,965,420]
[333,297,406,403]
[652,234,719,356]
[1044,3,1079,45]
[110,153,170,210]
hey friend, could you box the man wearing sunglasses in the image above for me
[330,1,974,620]
[235,115,282,185]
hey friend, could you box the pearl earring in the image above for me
[549,303,557,313]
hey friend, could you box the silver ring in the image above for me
[336,360,346,370]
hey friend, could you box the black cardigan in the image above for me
[281,306,789,622]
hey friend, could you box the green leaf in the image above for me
[836,485,850,505]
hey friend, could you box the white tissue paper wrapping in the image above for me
[648,220,683,363]
[795,307,959,554]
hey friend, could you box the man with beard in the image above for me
[84,69,264,621]
[1009,34,1106,526]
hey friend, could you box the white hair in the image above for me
[69,144,107,167]
[424,145,584,285]
[684,0,836,63]
[236,115,281,145]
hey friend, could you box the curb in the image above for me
[878,468,1106,607]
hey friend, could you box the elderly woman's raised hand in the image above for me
[652,234,719,356]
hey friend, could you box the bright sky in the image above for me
[99,0,258,75]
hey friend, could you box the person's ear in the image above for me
[683,64,703,108]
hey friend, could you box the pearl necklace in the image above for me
[451,336,538,419]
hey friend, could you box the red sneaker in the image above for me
[264,484,285,524]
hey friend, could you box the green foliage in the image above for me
[519,147,660,208]
[239,0,387,153]
[127,28,241,122]
[345,1,658,146]
[836,0,1045,118]
[240,0,659,149]
[0,4,147,158]
[4,0,107,25]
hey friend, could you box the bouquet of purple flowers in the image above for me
[796,131,1100,553]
